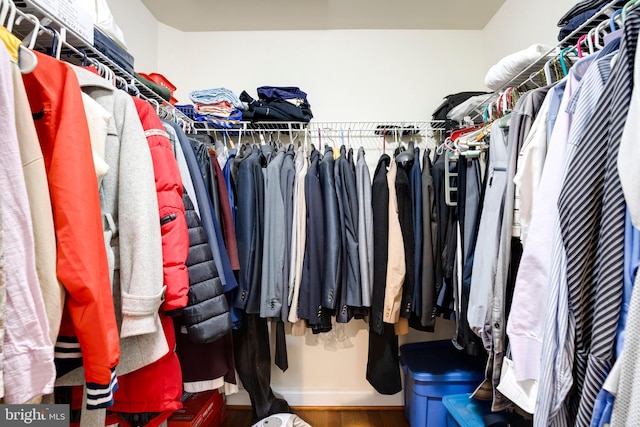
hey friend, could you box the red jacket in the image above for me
[23,51,120,408]
[133,97,189,312]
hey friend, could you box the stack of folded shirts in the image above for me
[189,88,244,127]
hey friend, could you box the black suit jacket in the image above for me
[299,150,332,331]
[235,147,265,313]
[366,154,401,395]
[396,162,415,319]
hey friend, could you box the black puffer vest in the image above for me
[181,189,232,343]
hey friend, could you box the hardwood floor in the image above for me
[221,406,410,427]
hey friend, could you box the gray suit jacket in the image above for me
[261,149,287,318]
[356,147,374,307]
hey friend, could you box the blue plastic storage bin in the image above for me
[399,341,485,427]
[443,393,493,427]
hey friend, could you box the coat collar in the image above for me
[71,65,115,92]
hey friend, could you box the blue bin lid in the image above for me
[442,393,494,427]
[399,340,486,382]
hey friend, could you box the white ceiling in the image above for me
[141,0,507,32]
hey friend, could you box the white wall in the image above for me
[482,0,581,75]
[154,24,485,407]
[157,24,487,121]
[106,0,158,71]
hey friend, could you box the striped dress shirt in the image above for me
[610,16,640,423]
[556,11,639,426]
[535,50,616,427]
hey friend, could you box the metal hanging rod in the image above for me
[191,120,445,136]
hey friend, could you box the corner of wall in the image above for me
[106,0,160,72]
[481,0,578,79]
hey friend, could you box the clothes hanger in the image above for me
[576,34,588,58]
[176,117,186,132]
[43,26,62,59]
[148,98,161,116]
[543,55,554,85]
[326,128,336,149]
[103,62,116,86]
[593,19,609,50]
[611,8,623,31]
[1,10,38,73]
[586,31,595,55]
[0,0,16,32]
[622,0,640,22]
[0,0,8,25]
[236,127,242,146]
[587,24,603,53]
[4,0,17,32]
[226,130,235,149]
[560,47,577,76]
[382,127,387,154]
[290,128,298,148]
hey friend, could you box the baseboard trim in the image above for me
[225,389,404,407]
[227,405,405,411]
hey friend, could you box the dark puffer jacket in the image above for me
[182,189,232,343]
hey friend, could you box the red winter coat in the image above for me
[109,98,190,420]
[134,97,189,312]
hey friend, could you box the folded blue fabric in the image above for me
[558,7,600,41]
[257,86,309,103]
[189,87,244,109]
[175,104,243,129]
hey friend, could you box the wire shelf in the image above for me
[7,0,446,135]
[492,0,621,92]
[12,0,193,124]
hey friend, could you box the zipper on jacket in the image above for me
[160,213,177,225]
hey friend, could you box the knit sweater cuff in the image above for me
[120,286,165,338]
[86,368,118,409]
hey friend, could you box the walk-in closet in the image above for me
[0,0,637,426]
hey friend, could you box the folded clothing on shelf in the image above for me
[432,91,490,131]
[556,0,624,27]
[176,104,243,129]
[81,0,128,49]
[257,86,310,106]
[93,28,134,75]
[194,101,243,119]
[241,88,313,122]
[135,72,171,102]
[189,88,244,110]
[558,7,602,42]
[484,44,553,90]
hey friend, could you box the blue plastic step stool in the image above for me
[442,393,494,427]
